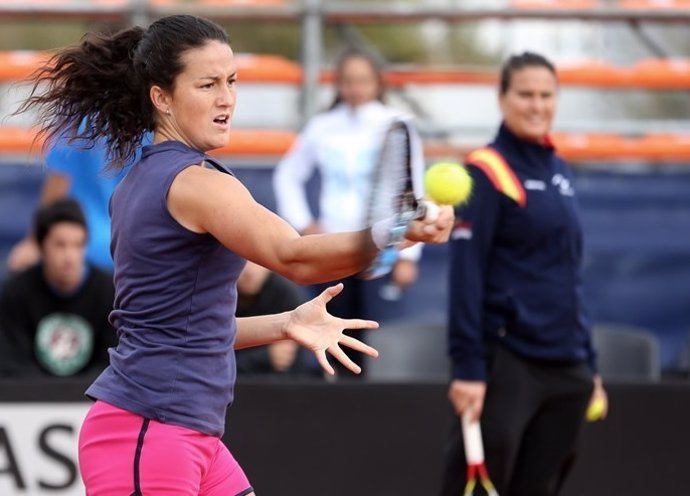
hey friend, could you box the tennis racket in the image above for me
[462,412,498,496]
[362,118,437,279]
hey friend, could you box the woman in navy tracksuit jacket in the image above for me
[441,52,608,496]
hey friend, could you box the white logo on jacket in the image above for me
[552,174,575,196]
[524,179,546,190]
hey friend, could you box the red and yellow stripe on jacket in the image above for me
[466,147,527,207]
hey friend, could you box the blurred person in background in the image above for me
[0,199,115,378]
[6,134,124,273]
[441,52,608,496]
[235,261,320,378]
[6,129,150,273]
[273,48,425,376]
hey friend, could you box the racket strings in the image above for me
[387,127,417,217]
[369,127,410,226]
[361,120,416,279]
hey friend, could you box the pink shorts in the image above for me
[78,401,253,496]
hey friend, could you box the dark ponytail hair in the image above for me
[17,15,229,169]
[499,51,557,95]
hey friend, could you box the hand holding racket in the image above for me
[363,118,453,279]
[462,411,498,496]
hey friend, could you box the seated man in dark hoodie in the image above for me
[0,199,116,378]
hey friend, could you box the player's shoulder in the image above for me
[175,161,238,187]
[171,162,246,211]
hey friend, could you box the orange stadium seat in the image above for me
[552,133,633,161]
[619,0,690,9]
[557,60,629,88]
[0,0,66,3]
[0,0,128,4]
[634,134,690,161]
[2,51,690,89]
[2,126,690,162]
[148,0,284,4]
[0,51,51,82]
[234,54,302,83]
[0,126,296,158]
[383,69,497,87]
[0,127,44,155]
[366,61,690,89]
[552,132,690,161]
[211,129,296,157]
[511,0,599,8]
[0,51,303,84]
[319,67,497,87]
[198,0,285,5]
[630,59,690,89]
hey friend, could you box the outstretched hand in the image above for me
[284,283,379,376]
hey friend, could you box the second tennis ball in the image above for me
[424,162,473,206]
[586,396,606,422]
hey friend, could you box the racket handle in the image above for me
[417,200,440,222]
[461,411,485,465]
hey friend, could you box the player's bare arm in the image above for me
[168,165,453,283]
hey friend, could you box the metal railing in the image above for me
[1,0,689,121]
[1,0,689,161]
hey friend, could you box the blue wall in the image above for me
[1,161,689,369]
[576,166,690,369]
[0,163,44,284]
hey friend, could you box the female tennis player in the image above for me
[18,14,453,496]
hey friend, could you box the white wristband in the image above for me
[371,217,395,250]
[422,200,440,222]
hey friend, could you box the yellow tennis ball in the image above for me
[424,162,473,206]
[586,396,606,422]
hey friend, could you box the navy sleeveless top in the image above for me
[86,140,246,437]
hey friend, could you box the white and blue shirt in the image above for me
[273,101,424,261]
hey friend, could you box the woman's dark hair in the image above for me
[329,48,386,109]
[16,15,229,169]
[499,51,557,95]
[34,198,87,247]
